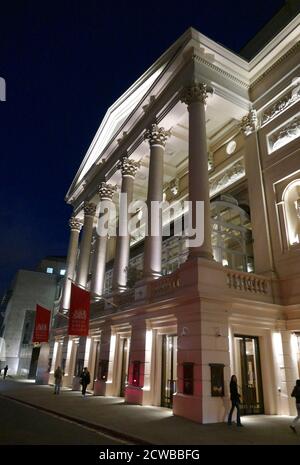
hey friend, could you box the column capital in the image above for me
[181,82,213,106]
[98,182,118,201]
[83,201,97,217]
[117,156,140,178]
[240,109,258,136]
[69,216,82,232]
[144,123,171,148]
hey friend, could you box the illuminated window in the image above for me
[46,267,53,274]
[60,269,66,276]
[226,140,236,155]
[282,180,300,245]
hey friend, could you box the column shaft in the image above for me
[76,203,96,287]
[61,218,82,311]
[143,144,164,278]
[91,228,108,296]
[182,83,213,259]
[112,175,134,291]
[90,182,117,296]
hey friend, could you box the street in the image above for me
[0,396,123,445]
[0,379,300,445]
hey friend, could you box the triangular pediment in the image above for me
[66,28,200,200]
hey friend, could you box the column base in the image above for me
[93,380,107,396]
[125,385,143,404]
[173,393,202,423]
[141,271,162,283]
[35,371,50,385]
[112,285,128,293]
[188,250,214,261]
[72,376,81,391]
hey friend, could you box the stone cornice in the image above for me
[192,53,250,89]
[250,40,300,89]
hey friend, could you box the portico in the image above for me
[50,22,300,423]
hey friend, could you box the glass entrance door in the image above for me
[234,335,264,415]
[28,345,41,379]
[120,337,130,397]
[161,335,177,408]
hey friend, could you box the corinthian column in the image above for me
[112,157,140,292]
[91,182,117,297]
[143,124,171,279]
[61,217,82,311]
[181,82,213,260]
[76,202,97,287]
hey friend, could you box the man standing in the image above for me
[54,366,63,395]
[80,367,90,397]
[3,365,8,379]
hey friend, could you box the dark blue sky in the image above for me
[0,0,285,294]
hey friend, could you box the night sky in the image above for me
[0,0,285,294]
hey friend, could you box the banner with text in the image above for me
[32,305,51,343]
[68,283,90,336]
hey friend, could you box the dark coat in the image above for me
[54,367,62,382]
[291,385,300,403]
[230,380,240,402]
[80,371,91,386]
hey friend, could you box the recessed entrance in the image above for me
[234,335,264,415]
[28,345,41,379]
[120,337,130,397]
[161,334,177,408]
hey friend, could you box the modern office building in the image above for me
[1,257,65,377]
[49,3,300,423]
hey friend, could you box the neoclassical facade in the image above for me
[45,13,300,423]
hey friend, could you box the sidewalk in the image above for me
[0,379,299,445]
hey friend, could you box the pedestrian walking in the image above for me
[80,367,90,397]
[3,365,8,379]
[227,375,243,426]
[54,366,63,394]
[290,379,300,433]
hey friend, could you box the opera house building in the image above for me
[46,9,300,423]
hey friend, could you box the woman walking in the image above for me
[290,379,300,433]
[227,375,243,427]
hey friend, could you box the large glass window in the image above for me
[211,196,254,273]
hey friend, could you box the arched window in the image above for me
[282,179,300,246]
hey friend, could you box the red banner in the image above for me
[32,305,51,343]
[68,283,90,336]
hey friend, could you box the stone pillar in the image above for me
[241,110,275,275]
[112,156,140,292]
[125,320,147,405]
[91,183,117,297]
[143,124,171,279]
[94,325,112,396]
[280,330,299,415]
[61,216,82,311]
[181,83,213,260]
[76,202,97,288]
